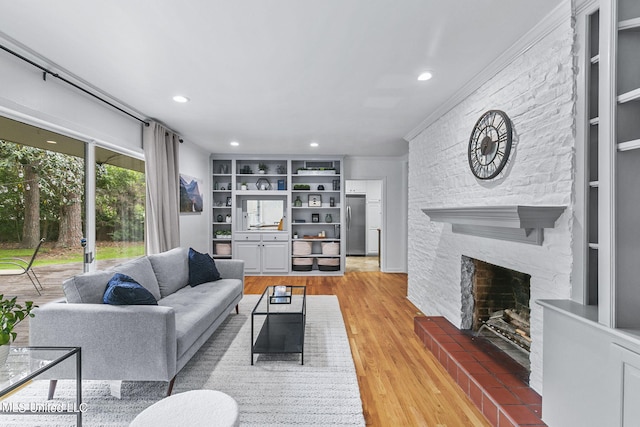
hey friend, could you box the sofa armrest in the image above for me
[29,301,177,382]
[215,259,245,283]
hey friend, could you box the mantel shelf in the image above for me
[422,205,566,245]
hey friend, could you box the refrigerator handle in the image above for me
[347,205,351,229]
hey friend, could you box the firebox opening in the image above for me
[461,255,531,370]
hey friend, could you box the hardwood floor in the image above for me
[3,265,490,426]
[245,273,490,426]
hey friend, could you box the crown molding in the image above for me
[404,0,571,142]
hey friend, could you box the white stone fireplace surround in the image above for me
[406,7,575,394]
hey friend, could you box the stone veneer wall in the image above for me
[407,10,575,394]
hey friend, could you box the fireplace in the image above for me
[461,256,532,369]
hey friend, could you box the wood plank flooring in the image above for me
[3,265,490,426]
[245,273,490,426]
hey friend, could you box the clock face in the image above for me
[468,110,512,180]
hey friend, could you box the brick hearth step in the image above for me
[414,316,546,427]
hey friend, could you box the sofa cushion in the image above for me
[188,248,220,286]
[158,278,242,359]
[148,247,189,298]
[103,273,158,305]
[110,256,162,301]
[63,270,115,304]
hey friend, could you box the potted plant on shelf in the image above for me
[241,182,248,191]
[258,163,269,174]
[0,295,36,364]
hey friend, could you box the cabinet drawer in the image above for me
[234,232,261,242]
[261,233,289,241]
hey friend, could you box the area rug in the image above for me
[1,295,365,426]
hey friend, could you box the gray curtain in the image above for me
[143,121,181,254]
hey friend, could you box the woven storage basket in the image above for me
[321,242,340,255]
[292,256,314,271]
[215,243,231,256]
[317,257,340,271]
[292,241,312,256]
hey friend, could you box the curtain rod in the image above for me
[0,43,149,127]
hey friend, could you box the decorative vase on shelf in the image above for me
[0,344,9,365]
[294,196,302,207]
[225,215,232,223]
[325,214,333,223]
[217,214,223,222]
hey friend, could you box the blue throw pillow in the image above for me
[103,273,158,305]
[188,248,221,286]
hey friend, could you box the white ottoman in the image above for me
[130,390,239,427]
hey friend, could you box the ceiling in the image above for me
[0,0,563,157]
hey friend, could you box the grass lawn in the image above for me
[0,242,145,269]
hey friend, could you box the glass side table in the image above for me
[0,346,82,426]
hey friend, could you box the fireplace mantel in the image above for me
[422,205,566,245]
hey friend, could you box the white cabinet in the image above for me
[345,180,366,194]
[366,201,381,254]
[366,180,382,201]
[234,232,289,274]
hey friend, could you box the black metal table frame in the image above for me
[0,346,82,426]
[251,285,306,365]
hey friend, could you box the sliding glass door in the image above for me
[0,115,144,274]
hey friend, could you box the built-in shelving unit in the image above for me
[612,0,640,328]
[587,8,600,306]
[210,155,344,275]
[212,159,233,259]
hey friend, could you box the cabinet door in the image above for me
[262,241,289,273]
[345,180,366,194]
[234,241,261,273]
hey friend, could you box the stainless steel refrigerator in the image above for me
[346,195,366,255]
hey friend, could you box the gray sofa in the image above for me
[29,247,244,396]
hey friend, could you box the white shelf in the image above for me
[292,206,340,209]
[618,88,640,104]
[591,54,600,64]
[617,139,640,152]
[292,222,337,226]
[619,18,640,32]
[291,254,341,258]
[589,117,599,126]
[236,190,287,195]
[236,174,287,178]
[293,238,340,242]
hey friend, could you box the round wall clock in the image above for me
[467,110,512,180]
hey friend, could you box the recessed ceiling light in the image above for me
[172,95,189,103]
[46,140,57,144]
[230,141,240,146]
[310,142,319,147]
[417,72,433,81]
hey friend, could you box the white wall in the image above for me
[179,142,212,253]
[0,39,141,151]
[406,11,575,393]
[345,156,407,273]
[0,38,218,254]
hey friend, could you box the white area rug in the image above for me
[1,295,365,426]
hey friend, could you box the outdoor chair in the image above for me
[0,238,45,295]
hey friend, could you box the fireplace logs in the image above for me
[482,308,531,352]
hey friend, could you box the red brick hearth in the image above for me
[414,316,545,427]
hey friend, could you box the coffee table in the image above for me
[251,285,306,365]
[0,346,82,426]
